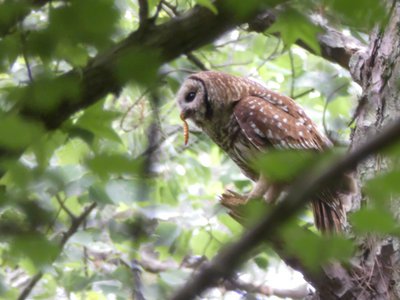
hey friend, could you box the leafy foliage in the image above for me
[0,0,393,299]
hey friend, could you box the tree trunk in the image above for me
[342,2,400,299]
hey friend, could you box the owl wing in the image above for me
[233,94,331,152]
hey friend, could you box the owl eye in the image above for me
[185,91,196,103]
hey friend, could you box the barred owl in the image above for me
[176,71,351,232]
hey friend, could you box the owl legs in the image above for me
[219,175,283,225]
[248,174,283,204]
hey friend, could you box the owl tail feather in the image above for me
[311,189,345,233]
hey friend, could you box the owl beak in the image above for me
[180,109,193,120]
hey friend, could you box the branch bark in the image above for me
[171,118,400,300]
[348,2,400,298]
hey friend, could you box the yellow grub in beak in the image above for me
[180,112,189,146]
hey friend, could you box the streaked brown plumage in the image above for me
[176,71,349,232]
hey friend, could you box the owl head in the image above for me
[176,71,243,127]
[176,74,209,127]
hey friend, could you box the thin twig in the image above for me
[83,219,89,277]
[293,88,315,99]
[288,48,295,98]
[18,203,97,300]
[255,38,282,71]
[55,194,76,220]
[150,0,164,21]
[138,0,149,27]
[20,31,34,83]
[212,60,253,69]
[322,82,348,145]
[161,1,179,15]
[171,118,400,300]
[186,53,208,71]
[131,260,146,300]
[224,278,309,299]
[214,36,250,48]
[119,89,149,132]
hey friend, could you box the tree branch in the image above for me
[0,2,365,168]
[138,250,309,299]
[138,0,149,28]
[171,118,400,300]
[247,10,366,70]
[17,2,258,131]
[18,202,97,300]
[186,52,208,71]
[224,278,309,299]
[130,260,146,300]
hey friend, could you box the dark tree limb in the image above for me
[0,1,364,167]
[138,0,149,29]
[171,118,400,300]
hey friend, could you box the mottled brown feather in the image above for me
[177,71,347,233]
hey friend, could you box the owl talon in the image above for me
[219,190,248,208]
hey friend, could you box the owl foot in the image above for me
[219,189,248,208]
[219,190,247,225]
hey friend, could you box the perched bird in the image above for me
[176,71,351,233]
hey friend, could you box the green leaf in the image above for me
[0,2,27,33]
[116,48,161,86]
[105,179,141,204]
[0,114,44,151]
[160,270,188,287]
[75,102,122,144]
[218,214,243,235]
[56,138,91,165]
[254,253,269,269]
[155,222,181,248]
[32,131,67,170]
[86,154,142,179]
[195,0,218,14]
[364,170,400,205]
[296,71,350,99]
[0,35,19,72]
[69,229,100,246]
[267,8,322,54]
[10,76,80,114]
[10,234,59,270]
[48,0,119,48]
[189,229,229,257]
[350,208,399,234]
[322,0,386,31]
[282,225,353,270]
[89,184,113,204]
[221,0,262,20]
[62,270,93,292]
[55,43,89,67]
[255,150,316,181]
